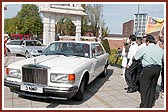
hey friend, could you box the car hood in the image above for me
[8,55,90,72]
[26,46,45,51]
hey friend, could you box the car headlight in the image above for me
[50,73,75,83]
[6,68,21,79]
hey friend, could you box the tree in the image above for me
[16,4,43,36]
[56,17,75,36]
[4,17,17,35]
[4,4,43,36]
[81,4,109,37]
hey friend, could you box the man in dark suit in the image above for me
[134,34,164,108]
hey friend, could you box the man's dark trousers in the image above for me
[125,60,141,91]
[139,65,161,108]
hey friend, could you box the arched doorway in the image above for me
[39,4,87,46]
[56,17,76,36]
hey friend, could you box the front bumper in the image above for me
[4,79,78,100]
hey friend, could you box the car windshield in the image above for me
[26,41,43,46]
[43,42,90,58]
[7,41,21,45]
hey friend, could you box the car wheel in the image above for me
[73,75,86,101]
[25,51,30,58]
[100,65,107,77]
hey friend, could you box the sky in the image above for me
[3,3,165,34]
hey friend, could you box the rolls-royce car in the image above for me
[5,40,45,58]
[4,41,109,101]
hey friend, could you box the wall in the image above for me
[105,37,124,49]
[108,39,124,49]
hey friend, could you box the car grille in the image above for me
[22,64,48,85]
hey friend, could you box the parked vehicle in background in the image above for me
[10,34,30,40]
[4,41,109,101]
[5,40,45,58]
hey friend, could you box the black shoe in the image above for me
[127,88,137,93]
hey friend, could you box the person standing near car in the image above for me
[124,34,139,93]
[121,42,128,78]
[134,34,164,108]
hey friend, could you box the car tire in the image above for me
[73,75,86,101]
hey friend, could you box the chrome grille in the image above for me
[22,64,48,85]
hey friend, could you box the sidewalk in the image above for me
[3,55,165,109]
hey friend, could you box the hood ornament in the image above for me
[34,59,37,64]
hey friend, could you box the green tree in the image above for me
[81,4,109,37]
[56,17,75,36]
[4,4,43,36]
[16,4,43,36]
[4,17,18,35]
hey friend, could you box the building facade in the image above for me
[134,13,148,37]
[122,20,134,38]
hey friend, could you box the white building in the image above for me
[134,13,148,37]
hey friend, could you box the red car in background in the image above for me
[10,34,30,40]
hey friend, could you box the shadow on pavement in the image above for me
[18,67,114,108]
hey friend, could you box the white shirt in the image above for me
[127,41,138,66]
[122,47,127,67]
[137,43,146,52]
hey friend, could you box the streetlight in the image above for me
[16,27,18,34]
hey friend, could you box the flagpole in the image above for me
[137,4,140,35]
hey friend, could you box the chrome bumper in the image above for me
[4,79,78,100]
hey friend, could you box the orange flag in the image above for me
[145,16,164,34]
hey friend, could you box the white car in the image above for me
[5,40,45,58]
[4,41,109,101]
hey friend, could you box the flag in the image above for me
[145,16,164,34]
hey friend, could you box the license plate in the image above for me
[20,85,43,93]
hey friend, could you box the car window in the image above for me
[43,42,90,58]
[7,41,21,45]
[26,41,42,46]
[96,44,105,55]
[91,43,104,58]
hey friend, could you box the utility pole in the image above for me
[136,4,140,36]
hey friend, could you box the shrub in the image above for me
[109,48,122,68]
[101,39,111,54]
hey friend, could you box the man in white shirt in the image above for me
[124,34,139,93]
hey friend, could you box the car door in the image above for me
[95,43,107,73]
[90,44,100,80]
[93,43,107,75]
[6,40,23,54]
